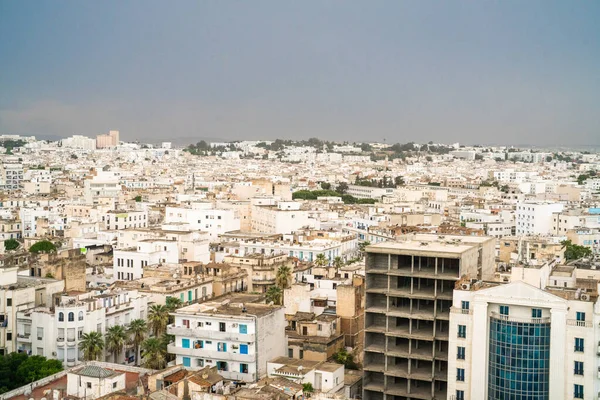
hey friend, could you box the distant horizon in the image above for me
[1,1,599,146]
[5,132,599,152]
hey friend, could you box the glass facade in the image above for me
[488,316,551,400]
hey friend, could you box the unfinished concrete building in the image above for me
[363,234,495,400]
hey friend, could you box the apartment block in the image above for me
[167,294,286,382]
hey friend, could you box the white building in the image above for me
[113,239,179,281]
[515,201,564,235]
[167,295,286,382]
[164,203,241,240]
[61,135,97,150]
[101,210,148,230]
[251,200,316,234]
[448,280,598,400]
[0,267,65,355]
[16,289,149,366]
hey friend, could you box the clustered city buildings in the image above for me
[0,132,599,400]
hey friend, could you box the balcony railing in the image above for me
[567,319,592,328]
[490,312,550,324]
[167,324,255,342]
[167,343,255,363]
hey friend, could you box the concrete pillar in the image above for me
[469,300,489,400]
[549,308,567,400]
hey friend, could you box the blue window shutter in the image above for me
[240,344,248,354]
[183,357,190,367]
[239,324,247,334]
[182,338,190,348]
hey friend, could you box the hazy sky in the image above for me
[1,1,599,145]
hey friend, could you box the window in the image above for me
[58,312,64,322]
[532,308,542,318]
[456,368,465,382]
[219,322,226,332]
[240,363,248,373]
[499,305,509,315]
[6,298,11,307]
[239,324,247,334]
[456,390,465,400]
[299,350,304,359]
[6,333,11,341]
[182,338,190,349]
[576,311,586,321]
[318,324,322,331]
[182,357,191,367]
[575,338,584,352]
[457,347,465,360]
[574,361,584,375]
[461,301,470,310]
[87,383,92,389]
[113,382,117,389]
[217,361,228,372]
[240,344,248,354]
[78,311,84,321]
[68,312,74,322]
[288,349,293,358]
[197,322,204,328]
[37,327,43,340]
[574,384,584,399]
[217,342,227,352]
[457,325,466,338]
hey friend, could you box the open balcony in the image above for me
[167,324,255,342]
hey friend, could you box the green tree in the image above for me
[15,355,63,385]
[148,304,170,337]
[265,286,283,305]
[127,319,148,366]
[394,176,405,186]
[29,240,57,253]
[358,241,371,258]
[335,182,349,194]
[561,240,593,261]
[275,265,293,290]
[333,256,344,274]
[105,325,128,363]
[315,253,328,267]
[4,238,19,251]
[303,382,314,395]
[320,182,331,190]
[134,195,142,202]
[140,337,167,369]
[165,296,183,311]
[332,348,358,370]
[79,331,105,361]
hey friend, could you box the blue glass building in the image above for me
[488,313,551,400]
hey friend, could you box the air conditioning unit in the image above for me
[232,323,238,328]
[581,294,590,301]
[52,351,57,356]
[461,283,470,290]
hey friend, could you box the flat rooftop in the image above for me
[367,240,475,255]
[173,293,279,317]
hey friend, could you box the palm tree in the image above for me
[165,297,183,324]
[265,286,283,305]
[333,256,344,274]
[148,304,170,337]
[315,253,328,267]
[79,331,104,361]
[275,265,293,290]
[127,319,148,366]
[165,296,183,312]
[140,337,167,370]
[105,325,128,363]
